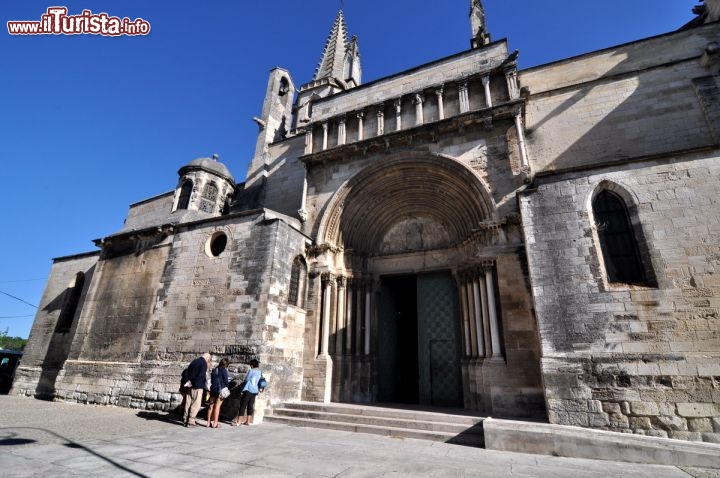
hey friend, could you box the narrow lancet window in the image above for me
[593,189,646,284]
[288,256,308,308]
[177,180,193,210]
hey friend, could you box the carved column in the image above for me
[337,116,346,146]
[479,271,491,357]
[304,127,313,155]
[472,276,485,357]
[355,282,364,356]
[345,278,354,354]
[458,81,470,113]
[458,276,471,356]
[514,107,529,169]
[376,106,385,136]
[356,111,364,141]
[298,163,308,223]
[466,280,478,357]
[482,76,492,108]
[320,273,335,356]
[435,86,445,120]
[504,66,520,100]
[394,98,403,131]
[321,122,329,151]
[364,281,372,355]
[335,276,347,353]
[484,263,503,362]
[413,93,424,126]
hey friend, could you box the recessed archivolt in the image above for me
[317,153,496,255]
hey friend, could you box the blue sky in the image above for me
[0,1,695,339]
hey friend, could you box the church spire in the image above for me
[313,10,350,82]
[470,0,491,48]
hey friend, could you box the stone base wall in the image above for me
[543,355,720,442]
[13,361,185,411]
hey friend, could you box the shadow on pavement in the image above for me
[0,427,149,477]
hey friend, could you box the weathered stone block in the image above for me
[566,411,590,427]
[677,402,720,417]
[629,401,660,416]
[629,416,652,429]
[602,402,621,414]
[652,415,687,432]
[687,418,714,432]
[589,412,610,427]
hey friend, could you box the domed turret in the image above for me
[173,154,236,215]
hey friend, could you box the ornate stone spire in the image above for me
[470,0,491,48]
[313,10,350,82]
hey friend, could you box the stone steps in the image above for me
[264,401,485,447]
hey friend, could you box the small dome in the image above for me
[178,157,234,183]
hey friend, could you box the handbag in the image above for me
[258,376,268,390]
[220,386,231,399]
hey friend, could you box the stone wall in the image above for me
[520,153,720,442]
[12,252,99,398]
[521,22,719,172]
[14,212,309,417]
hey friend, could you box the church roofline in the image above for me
[308,38,509,108]
[52,250,101,263]
[518,19,712,74]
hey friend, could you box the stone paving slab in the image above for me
[0,395,714,477]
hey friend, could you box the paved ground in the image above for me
[0,395,717,477]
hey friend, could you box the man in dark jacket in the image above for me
[183,352,211,427]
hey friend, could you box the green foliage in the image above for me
[0,328,26,352]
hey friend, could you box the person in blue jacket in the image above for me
[231,359,264,426]
[206,358,230,428]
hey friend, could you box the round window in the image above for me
[205,231,228,257]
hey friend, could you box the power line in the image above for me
[0,290,38,309]
[0,315,35,319]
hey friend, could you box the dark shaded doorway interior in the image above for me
[378,271,462,408]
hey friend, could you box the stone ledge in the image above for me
[483,418,720,468]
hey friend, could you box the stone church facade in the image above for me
[14,2,720,441]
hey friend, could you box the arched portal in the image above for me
[314,154,498,408]
[318,154,495,253]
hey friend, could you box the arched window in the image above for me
[55,272,85,333]
[177,180,193,210]
[288,256,308,308]
[199,182,218,213]
[592,189,646,285]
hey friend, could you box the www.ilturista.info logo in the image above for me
[7,7,151,36]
